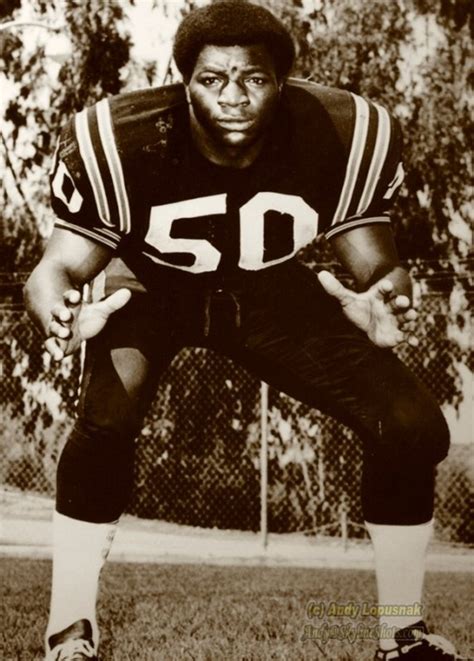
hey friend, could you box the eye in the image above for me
[246,76,266,86]
[201,76,221,87]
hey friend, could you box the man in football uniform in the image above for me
[24,1,459,659]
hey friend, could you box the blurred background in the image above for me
[0,0,472,546]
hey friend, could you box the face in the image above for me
[186,44,281,151]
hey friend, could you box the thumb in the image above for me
[96,288,132,317]
[318,270,353,305]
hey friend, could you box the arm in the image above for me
[328,223,412,299]
[24,228,130,359]
[319,223,417,348]
[24,228,112,334]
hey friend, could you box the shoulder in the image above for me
[285,78,353,116]
[282,79,404,231]
[107,82,186,118]
[284,78,401,154]
[57,82,187,166]
[51,84,187,235]
[107,83,186,155]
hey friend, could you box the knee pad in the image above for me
[80,386,145,441]
[361,394,449,525]
[382,394,450,467]
[361,461,436,525]
[56,421,135,523]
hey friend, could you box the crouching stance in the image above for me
[24,2,458,659]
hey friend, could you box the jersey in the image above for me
[50,78,404,293]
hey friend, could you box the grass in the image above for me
[0,558,473,660]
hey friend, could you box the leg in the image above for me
[47,295,179,655]
[218,262,450,652]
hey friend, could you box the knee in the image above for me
[81,396,143,441]
[57,421,135,522]
[60,420,135,466]
[382,394,450,466]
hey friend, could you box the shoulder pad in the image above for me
[285,78,402,227]
[107,83,186,158]
[55,84,186,235]
[285,78,356,151]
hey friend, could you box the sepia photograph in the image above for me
[0,0,472,659]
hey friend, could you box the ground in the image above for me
[1,558,473,660]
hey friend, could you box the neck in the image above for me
[189,115,265,169]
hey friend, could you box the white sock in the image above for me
[46,511,118,650]
[365,519,433,651]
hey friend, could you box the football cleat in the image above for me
[374,620,464,660]
[46,619,98,661]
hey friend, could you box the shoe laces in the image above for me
[51,638,97,661]
[379,632,459,659]
[422,633,457,656]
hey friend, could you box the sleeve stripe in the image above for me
[325,215,390,240]
[97,226,121,241]
[331,94,370,226]
[355,103,391,217]
[55,219,119,250]
[96,99,131,234]
[383,161,405,199]
[49,137,60,176]
[75,110,112,227]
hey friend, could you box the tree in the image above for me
[1,0,131,272]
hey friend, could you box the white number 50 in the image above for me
[144,192,318,274]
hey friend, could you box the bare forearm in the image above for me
[377,265,412,301]
[23,262,80,337]
[24,229,113,337]
[329,225,412,300]
[356,263,412,302]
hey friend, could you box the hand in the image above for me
[44,288,132,360]
[318,270,418,348]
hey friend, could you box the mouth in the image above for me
[217,118,254,131]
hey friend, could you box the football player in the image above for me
[24,1,459,659]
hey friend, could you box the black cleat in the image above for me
[374,620,464,660]
[46,619,98,660]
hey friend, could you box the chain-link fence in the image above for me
[0,271,472,545]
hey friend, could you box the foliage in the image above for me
[54,0,131,116]
[435,443,474,543]
[1,0,131,271]
[130,349,262,529]
[0,311,78,493]
[266,397,364,536]
[0,0,20,19]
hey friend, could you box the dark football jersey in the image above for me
[50,79,404,294]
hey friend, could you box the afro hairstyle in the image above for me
[173,0,295,82]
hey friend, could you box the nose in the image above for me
[218,81,249,107]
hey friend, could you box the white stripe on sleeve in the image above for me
[331,94,370,226]
[55,219,120,250]
[74,110,112,227]
[325,215,390,240]
[96,99,131,234]
[355,103,391,217]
